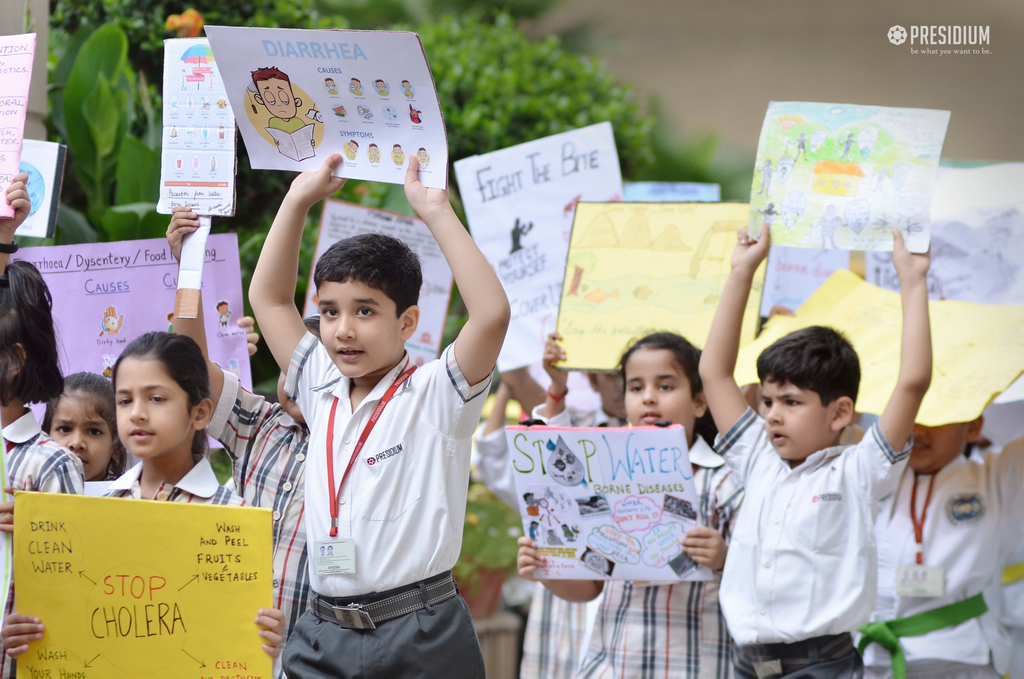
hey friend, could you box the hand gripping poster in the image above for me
[508,425,713,581]
[748,101,950,252]
[205,26,448,189]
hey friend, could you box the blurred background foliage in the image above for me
[39,0,745,393]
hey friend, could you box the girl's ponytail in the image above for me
[0,261,63,406]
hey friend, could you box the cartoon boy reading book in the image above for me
[252,67,316,162]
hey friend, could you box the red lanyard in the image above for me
[910,473,936,565]
[326,364,416,537]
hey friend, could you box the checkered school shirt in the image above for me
[2,411,85,679]
[208,370,309,655]
[105,458,243,506]
[578,438,744,679]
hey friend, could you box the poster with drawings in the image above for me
[205,26,448,189]
[748,101,950,253]
[508,425,711,581]
[157,38,237,216]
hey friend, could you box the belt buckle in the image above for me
[753,659,782,679]
[332,603,377,630]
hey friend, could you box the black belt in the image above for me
[309,571,459,630]
[735,633,856,678]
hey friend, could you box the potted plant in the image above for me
[454,482,523,619]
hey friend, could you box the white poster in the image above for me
[508,425,711,581]
[157,38,237,216]
[303,199,453,366]
[16,139,65,239]
[454,122,623,372]
[624,181,720,203]
[205,26,448,189]
[759,246,850,317]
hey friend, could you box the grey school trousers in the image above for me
[282,594,485,679]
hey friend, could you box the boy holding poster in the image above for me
[517,331,743,678]
[699,224,932,678]
[249,154,509,678]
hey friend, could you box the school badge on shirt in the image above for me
[946,494,985,525]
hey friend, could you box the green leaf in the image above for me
[83,73,121,160]
[48,25,93,143]
[55,203,98,245]
[115,136,160,205]
[97,202,163,242]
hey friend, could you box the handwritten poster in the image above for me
[734,269,1024,426]
[865,164,1024,304]
[16,139,66,239]
[0,33,36,219]
[303,199,453,365]
[624,181,720,203]
[157,38,237,216]
[454,123,623,371]
[14,492,272,678]
[507,425,711,581]
[13,235,252,390]
[206,26,448,189]
[555,202,765,371]
[759,245,850,317]
[748,101,950,253]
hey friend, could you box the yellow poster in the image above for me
[555,202,766,371]
[14,493,273,679]
[734,269,1024,426]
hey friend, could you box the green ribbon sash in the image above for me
[857,592,987,679]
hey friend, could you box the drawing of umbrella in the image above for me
[180,44,216,65]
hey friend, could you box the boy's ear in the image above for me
[399,305,420,341]
[828,395,855,432]
[294,96,302,108]
[253,93,264,106]
[190,397,215,431]
[965,416,984,442]
[692,390,708,419]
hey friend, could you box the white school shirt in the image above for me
[285,334,490,597]
[717,407,911,644]
[863,438,1024,674]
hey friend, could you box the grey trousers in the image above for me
[282,593,485,679]
[734,640,864,679]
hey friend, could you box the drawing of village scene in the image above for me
[748,102,950,252]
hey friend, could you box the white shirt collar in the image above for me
[2,409,43,444]
[689,435,726,469]
[108,458,222,499]
[313,352,412,404]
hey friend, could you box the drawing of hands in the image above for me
[100,306,124,336]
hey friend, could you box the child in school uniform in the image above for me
[475,361,626,678]
[166,208,315,678]
[699,225,932,678]
[519,331,744,678]
[249,154,509,678]
[858,420,1024,679]
[0,175,84,679]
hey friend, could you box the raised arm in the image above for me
[699,223,771,434]
[404,160,510,386]
[166,208,225,402]
[1,174,30,272]
[250,155,346,372]
[877,230,932,451]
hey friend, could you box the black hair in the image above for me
[756,325,860,405]
[112,332,212,461]
[43,372,127,479]
[313,233,421,315]
[618,331,718,448]
[0,261,63,406]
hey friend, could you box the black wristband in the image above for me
[0,240,18,254]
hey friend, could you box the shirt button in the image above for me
[764,560,772,569]
[272,511,282,521]
[339,497,347,505]
[760,608,767,616]
[156,491,169,501]
[283,482,293,492]
[344,436,351,444]
[773,516,781,524]
[295,453,305,462]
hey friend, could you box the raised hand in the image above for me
[287,154,347,212]
[891,228,930,284]
[404,156,452,222]
[166,207,200,262]
[732,222,771,273]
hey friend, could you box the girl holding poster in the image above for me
[518,332,744,678]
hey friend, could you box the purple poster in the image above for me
[13,234,252,390]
